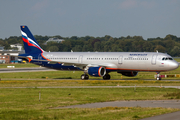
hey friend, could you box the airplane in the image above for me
[18,25,179,80]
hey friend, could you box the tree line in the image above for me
[0,34,180,57]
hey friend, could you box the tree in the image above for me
[47,46,59,52]
[70,36,78,40]
[142,42,154,52]
[72,45,82,52]
[94,42,101,51]
[111,44,123,52]
[62,41,72,51]
[133,36,144,41]
[104,35,111,41]
[164,34,177,41]
[170,46,180,56]
[154,45,166,53]
[91,39,101,47]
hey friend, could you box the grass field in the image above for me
[1,79,180,87]
[1,61,180,80]
[174,58,180,62]
[0,63,180,119]
[1,66,180,79]
[1,67,180,82]
[0,87,179,120]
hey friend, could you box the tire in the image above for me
[81,74,85,80]
[103,74,111,80]
[156,77,161,81]
[85,74,89,80]
[81,74,89,80]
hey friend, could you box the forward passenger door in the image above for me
[151,54,157,65]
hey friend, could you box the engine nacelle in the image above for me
[118,71,138,77]
[88,67,106,77]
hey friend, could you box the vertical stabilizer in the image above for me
[20,26,44,54]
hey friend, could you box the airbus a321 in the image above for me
[19,26,179,80]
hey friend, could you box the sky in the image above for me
[0,0,180,40]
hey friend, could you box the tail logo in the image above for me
[21,30,44,53]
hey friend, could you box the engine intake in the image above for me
[88,67,106,77]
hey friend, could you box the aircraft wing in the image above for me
[39,59,117,69]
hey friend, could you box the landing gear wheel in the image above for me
[103,74,111,80]
[156,72,161,81]
[81,74,89,80]
[156,77,161,81]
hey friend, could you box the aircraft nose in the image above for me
[169,61,179,70]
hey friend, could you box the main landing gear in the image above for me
[81,74,89,80]
[103,74,111,80]
[80,73,111,80]
[156,72,161,80]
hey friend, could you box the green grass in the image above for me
[2,79,180,87]
[0,87,179,119]
[0,63,180,119]
[1,66,180,87]
[1,65,180,80]
[1,87,180,108]
[174,58,180,62]
[0,68,179,80]
[0,107,178,120]
[1,62,180,80]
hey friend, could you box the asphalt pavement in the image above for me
[54,100,180,109]
[53,100,180,120]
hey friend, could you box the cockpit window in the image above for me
[162,57,173,60]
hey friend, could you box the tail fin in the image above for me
[20,26,44,54]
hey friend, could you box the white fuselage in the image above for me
[41,52,179,72]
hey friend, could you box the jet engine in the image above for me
[118,71,138,77]
[88,67,106,77]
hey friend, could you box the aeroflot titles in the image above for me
[129,54,147,56]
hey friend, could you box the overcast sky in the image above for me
[0,0,180,40]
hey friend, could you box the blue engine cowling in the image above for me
[88,67,106,77]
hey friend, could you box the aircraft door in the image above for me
[79,55,83,63]
[151,54,157,65]
[118,56,123,64]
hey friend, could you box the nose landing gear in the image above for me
[156,72,161,80]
